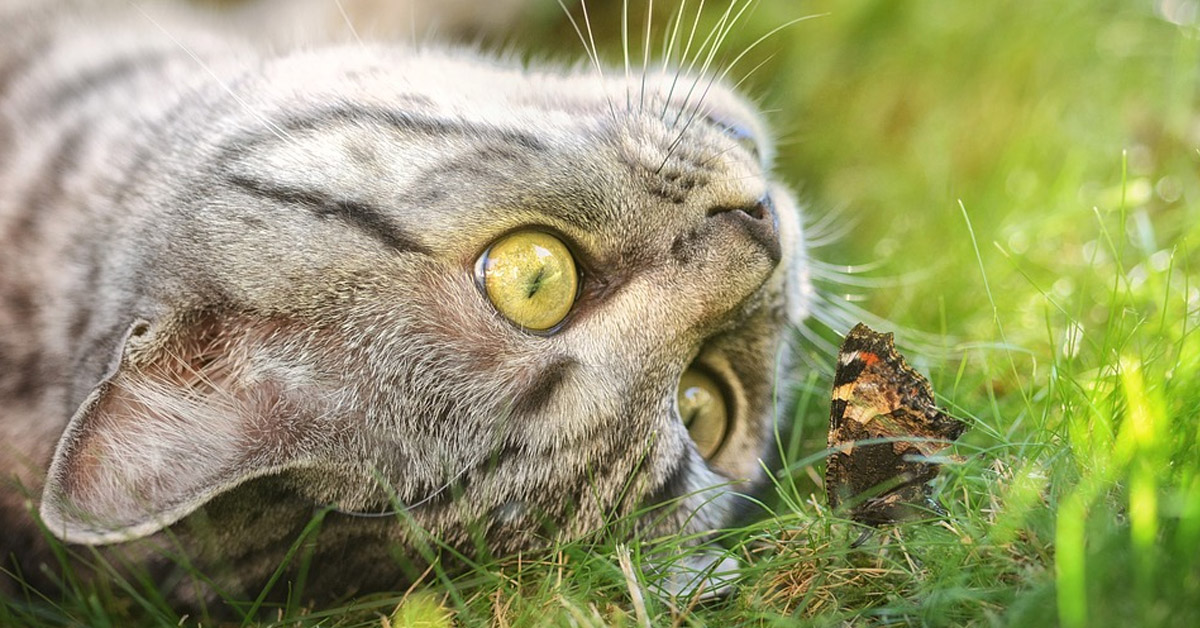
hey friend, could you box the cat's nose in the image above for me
[707,196,781,263]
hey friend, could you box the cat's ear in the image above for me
[40,315,331,545]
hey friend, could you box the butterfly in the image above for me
[825,323,967,527]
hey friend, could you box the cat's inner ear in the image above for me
[40,314,335,545]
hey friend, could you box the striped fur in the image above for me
[0,0,812,608]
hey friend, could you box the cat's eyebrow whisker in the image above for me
[659,0,705,123]
[671,0,750,129]
[696,143,737,170]
[656,72,721,174]
[622,0,632,113]
[334,407,521,519]
[638,0,654,114]
[332,0,364,47]
[129,3,294,146]
[577,0,621,122]
[716,14,827,90]
[554,0,618,121]
[603,433,660,526]
[730,51,776,93]
[658,0,685,80]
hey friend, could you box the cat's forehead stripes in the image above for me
[215,94,766,253]
[215,103,547,170]
[269,104,546,153]
[224,172,433,257]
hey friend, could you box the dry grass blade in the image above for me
[616,544,651,628]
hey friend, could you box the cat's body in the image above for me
[0,0,810,607]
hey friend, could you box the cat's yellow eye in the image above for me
[480,231,578,331]
[677,369,729,459]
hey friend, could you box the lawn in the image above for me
[4,0,1200,625]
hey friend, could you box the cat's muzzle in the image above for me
[708,195,781,264]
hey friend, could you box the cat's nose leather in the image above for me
[708,196,781,264]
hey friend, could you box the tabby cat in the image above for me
[0,0,811,608]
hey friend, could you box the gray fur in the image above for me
[0,0,811,606]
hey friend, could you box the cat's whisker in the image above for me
[792,346,835,382]
[659,0,706,123]
[660,0,683,70]
[810,268,934,289]
[130,3,294,146]
[809,254,941,289]
[639,0,654,114]
[810,292,960,358]
[555,0,619,121]
[806,304,857,340]
[408,0,418,48]
[811,292,874,327]
[792,318,841,360]
[714,14,827,94]
[657,73,720,173]
[578,0,620,122]
[810,257,893,275]
[622,0,632,113]
[804,209,862,249]
[696,143,737,170]
[656,4,753,174]
[656,6,766,171]
[4,1,815,604]
[668,0,737,129]
[806,232,857,252]
[729,51,776,93]
[555,0,599,73]
[332,0,364,47]
[672,0,756,129]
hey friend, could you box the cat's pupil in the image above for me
[525,266,546,299]
[681,405,699,426]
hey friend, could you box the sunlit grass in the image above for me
[4,0,1200,625]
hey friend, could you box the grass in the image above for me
[5,0,1200,625]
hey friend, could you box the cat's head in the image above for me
[39,43,810,591]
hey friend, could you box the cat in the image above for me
[0,0,812,610]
